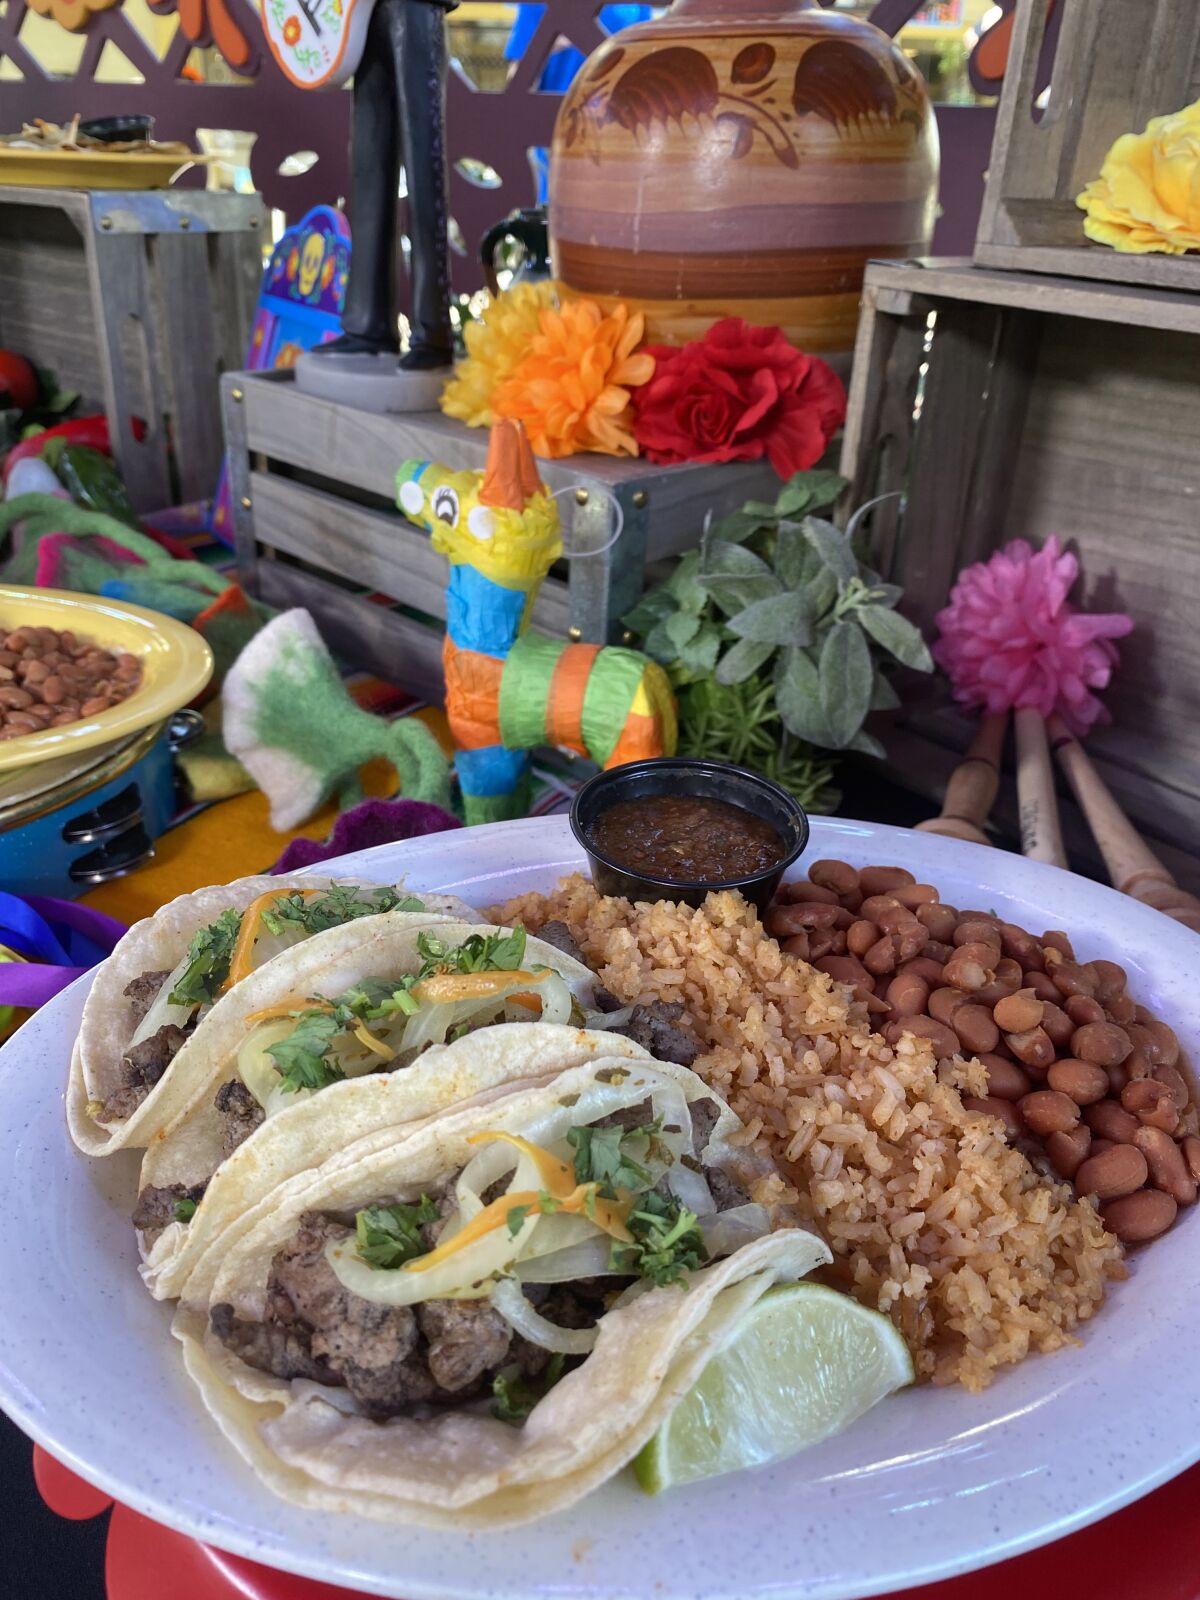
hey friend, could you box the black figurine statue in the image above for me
[287,0,457,403]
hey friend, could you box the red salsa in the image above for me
[589,793,784,883]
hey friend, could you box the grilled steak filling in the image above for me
[213,1078,266,1157]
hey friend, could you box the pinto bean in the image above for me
[1065,994,1106,1028]
[886,972,929,1018]
[1072,1022,1132,1067]
[847,919,879,957]
[1019,1089,1080,1137]
[884,1014,961,1060]
[1152,1062,1191,1113]
[922,940,955,965]
[1046,1124,1092,1181]
[992,989,1043,1033]
[814,955,870,989]
[1106,992,1137,1026]
[1024,970,1061,1004]
[1004,1026,1056,1071]
[1000,922,1043,969]
[916,902,958,942]
[1050,960,1095,999]
[929,986,970,1025]
[980,1054,1032,1101]
[1047,1058,1109,1106]
[898,956,952,987]
[891,883,938,909]
[1043,931,1076,960]
[1084,1100,1140,1145]
[858,866,915,897]
[863,935,898,977]
[1133,1127,1197,1206]
[942,952,993,993]
[1090,960,1127,1004]
[859,894,910,926]
[962,1095,1023,1140]
[771,901,840,934]
[1182,1137,1200,1185]
[1102,1190,1178,1243]
[1120,1078,1180,1134]
[953,1004,999,1056]
[780,880,841,906]
[807,860,860,897]
[1142,1019,1180,1068]
[1076,1144,1149,1202]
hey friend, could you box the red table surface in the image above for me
[33,1446,1200,1600]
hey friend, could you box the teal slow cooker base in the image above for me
[0,733,177,898]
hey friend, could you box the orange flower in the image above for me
[283,15,301,44]
[492,296,655,458]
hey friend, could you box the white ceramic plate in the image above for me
[0,814,1197,1600]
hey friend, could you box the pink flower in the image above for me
[932,538,1133,736]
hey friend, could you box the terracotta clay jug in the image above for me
[548,0,939,369]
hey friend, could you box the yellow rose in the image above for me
[1076,98,1200,255]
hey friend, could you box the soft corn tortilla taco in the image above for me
[174,1052,830,1528]
[130,924,609,1277]
[68,874,483,1156]
[143,1022,650,1305]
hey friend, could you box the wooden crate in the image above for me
[975,0,1200,289]
[0,185,264,510]
[841,256,1200,892]
[224,370,777,701]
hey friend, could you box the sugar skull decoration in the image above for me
[397,419,677,824]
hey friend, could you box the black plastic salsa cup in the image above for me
[570,757,809,911]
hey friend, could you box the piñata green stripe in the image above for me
[581,647,646,766]
[498,632,564,751]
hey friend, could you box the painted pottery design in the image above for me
[549,0,939,367]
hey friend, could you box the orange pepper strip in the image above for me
[222,888,325,993]
[411,969,547,1006]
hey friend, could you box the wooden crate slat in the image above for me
[975,0,1200,289]
[249,471,571,638]
[240,375,776,565]
[254,562,447,703]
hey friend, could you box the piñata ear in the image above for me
[513,420,542,500]
[479,419,526,510]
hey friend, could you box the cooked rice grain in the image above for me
[492,878,1125,1390]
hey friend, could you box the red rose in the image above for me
[630,318,846,478]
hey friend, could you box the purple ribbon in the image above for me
[0,893,127,1009]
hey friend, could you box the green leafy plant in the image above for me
[623,470,933,812]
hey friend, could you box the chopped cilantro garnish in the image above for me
[567,1117,665,1198]
[537,1191,560,1215]
[265,1010,348,1093]
[355,1196,439,1269]
[259,885,423,938]
[492,1353,565,1425]
[415,925,527,977]
[169,908,243,1007]
[173,1197,198,1223]
[506,1203,532,1238]
[609,1190,707,1287]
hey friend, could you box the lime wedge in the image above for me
[634,1282,914,1493]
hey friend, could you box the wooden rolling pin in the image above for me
[1014,706,1068,868]
[916,712,1007,846]
[1048,715,1200,932]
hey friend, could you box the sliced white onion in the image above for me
[515,1234,615,1283]
[699,1203,771,1260]
[325,1201,538,1306]
[530,971,573,1025]
[127,952,195,1047]
[490,1275,598,1355]
[665,1161,715,1217]
[238,1018,299,1110]
[581,1007,634,1031]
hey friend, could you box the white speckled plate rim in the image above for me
[0,814,1197,1600]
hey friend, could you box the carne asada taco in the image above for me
[131,924,613,1275]
[68,875,484,1156]
[143,1021,651,1306]
[175,1052,830,1527]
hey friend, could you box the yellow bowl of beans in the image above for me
[0,584,213,774]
